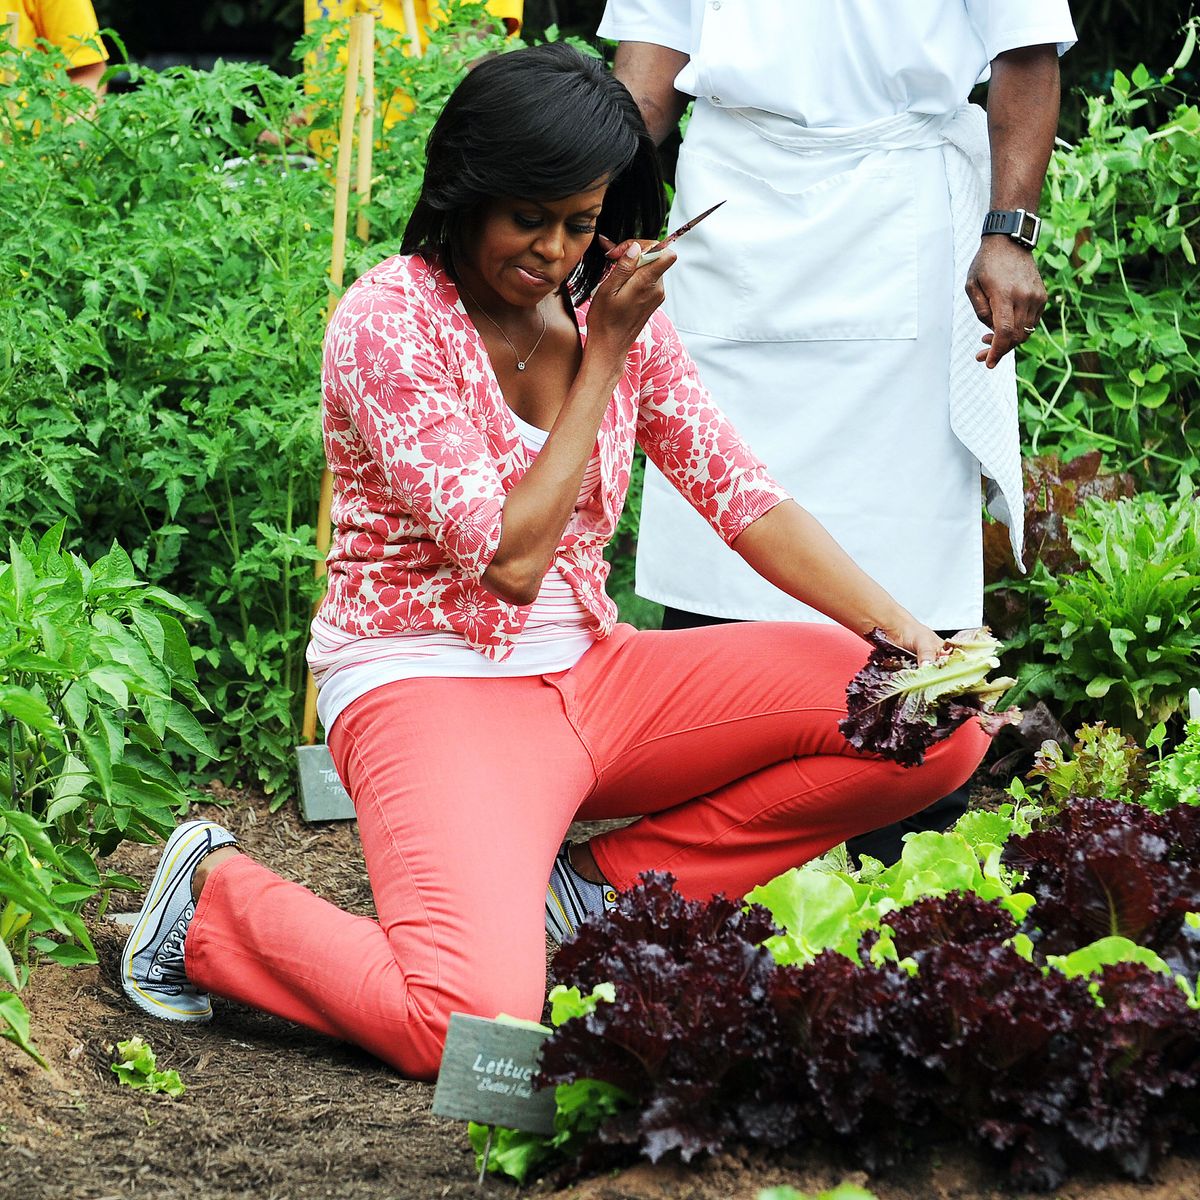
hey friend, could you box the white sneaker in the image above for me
[121,820,237,1023]
[545,842,619,945]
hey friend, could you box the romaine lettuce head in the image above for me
[839,628,1018,767]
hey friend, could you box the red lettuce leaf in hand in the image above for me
[839,628,1019,767]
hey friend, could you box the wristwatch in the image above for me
[981,208,1041,249]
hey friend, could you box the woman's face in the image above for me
[459,179,609,309]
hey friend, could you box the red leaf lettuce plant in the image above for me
[525,790,1200,1190]
[538,874,799,1166]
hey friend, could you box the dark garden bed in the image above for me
[4,785,1200,1200]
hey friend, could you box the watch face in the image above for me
[1016,210,1041,248]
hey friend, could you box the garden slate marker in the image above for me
[297,742,355,821]
[432,1013,557,1135]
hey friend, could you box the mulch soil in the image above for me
[3,786,1198,1200]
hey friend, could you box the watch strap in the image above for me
[981,208,1041,249]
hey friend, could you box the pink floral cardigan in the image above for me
[318,253,789,660]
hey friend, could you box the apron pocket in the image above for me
[666,146,919,343]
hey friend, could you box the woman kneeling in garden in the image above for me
[122,44,988,1079]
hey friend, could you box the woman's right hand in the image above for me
[583,237,677,366]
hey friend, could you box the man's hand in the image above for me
[965,236,1047,368]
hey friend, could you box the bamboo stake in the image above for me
[354,12,376,244]
[400,0,421,56]
[326,12,365,321]
[302,11,365,747]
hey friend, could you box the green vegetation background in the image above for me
[1,5,1198,798]
[89,0,1197,123]
[2,0,1200,1082]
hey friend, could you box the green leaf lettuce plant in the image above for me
[1012,493,1200,737]
[110,1036,186,1096]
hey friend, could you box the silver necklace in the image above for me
[458,279,549,371]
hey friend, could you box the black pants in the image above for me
[659,605,970,866]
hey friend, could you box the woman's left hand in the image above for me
[877,619,946,666]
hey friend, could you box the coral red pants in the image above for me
[186,622,988,1079]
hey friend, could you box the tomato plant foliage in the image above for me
[0,526,212,1062]
[0,7,514,793]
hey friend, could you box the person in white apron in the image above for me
[598,0,1077,861]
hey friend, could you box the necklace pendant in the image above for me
[517,361,526,371]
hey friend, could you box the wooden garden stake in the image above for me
[301,10,367,751]
[354,12,376,244]
[400,0,422,55]
[326,11,364,323]
[297,4,421,803]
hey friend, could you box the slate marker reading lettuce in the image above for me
[839,627,1020,766]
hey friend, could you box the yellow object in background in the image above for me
[304,0,522,52]
[6,0,108,67]
[302,0,521,152]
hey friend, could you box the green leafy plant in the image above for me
[1011,493,1200,736]
[0,526,213,1062]
[0,41,329,795]
[0,525,213,853]
[1019,44,1200,491]
[1012,718,1200,820]
[983,452,1135,656]
[110,1036,186,1096]
[748,816,1036,971]
[1027,721,1149,810]
[1145,719,1200,811]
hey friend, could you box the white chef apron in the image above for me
[637,99,999,630]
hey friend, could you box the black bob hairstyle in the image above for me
[400,43,666,302]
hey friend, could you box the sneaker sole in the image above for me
[121,821,222,1024]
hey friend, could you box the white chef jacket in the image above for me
[599,0,1077,629]
[597,1,1077,127]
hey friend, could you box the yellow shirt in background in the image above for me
[6,0,108,67]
